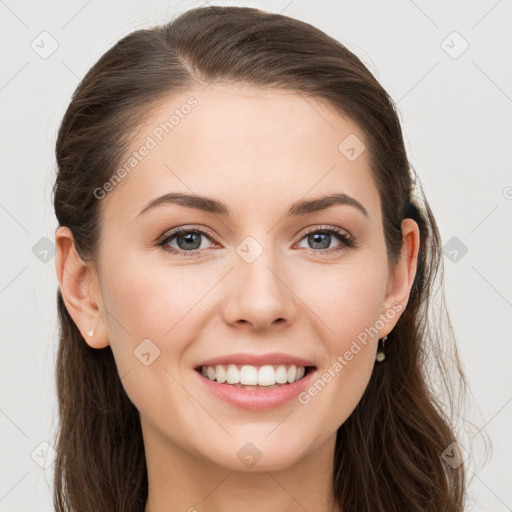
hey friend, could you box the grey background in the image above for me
[1,0,511,510]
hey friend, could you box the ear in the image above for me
[378,218,420,337]
[55,226,109,349]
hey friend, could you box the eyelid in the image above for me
[157,224,218,245]
[298,224,352,239]
[294,224,356,252]
[158,224,356,255]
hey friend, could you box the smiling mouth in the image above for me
[195,364,316,388]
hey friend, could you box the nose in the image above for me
[220,240,297,331]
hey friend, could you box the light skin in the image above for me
[55,83,420,512]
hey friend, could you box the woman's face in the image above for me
[81,84,417,471]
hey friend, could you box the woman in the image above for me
[53,5,468,511]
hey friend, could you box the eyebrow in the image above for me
[136,192,369,220]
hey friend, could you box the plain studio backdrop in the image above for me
[1,0,511,510]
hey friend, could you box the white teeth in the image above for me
[215,365,227,384]
[287,365,297,383]
[276,365,288,384]
[240,365,258,385]
[199,363,310,386]
[257,365,276,386]
[226,364,240,384]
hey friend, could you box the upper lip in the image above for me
[195,352,316,369]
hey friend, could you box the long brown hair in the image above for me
[53,5,473,510]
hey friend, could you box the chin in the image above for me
[198,434,313,473]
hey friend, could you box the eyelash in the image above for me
[157,225,357,258]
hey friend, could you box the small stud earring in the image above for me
[376,335,388,362]
[87,318,101,337]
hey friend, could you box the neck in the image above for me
[142,422,340,512]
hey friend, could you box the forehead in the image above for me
[101,83,381,223]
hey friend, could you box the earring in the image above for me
[376,335,388,362]
[87,318,101,337]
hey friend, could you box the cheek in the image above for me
[325,348,375,428]
[99,251,222,380]
[291,257,385,420]
[98,254,204,419]
[294,255,387,343]
[101,250,210,336]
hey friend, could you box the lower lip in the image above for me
[195,368,317,411]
